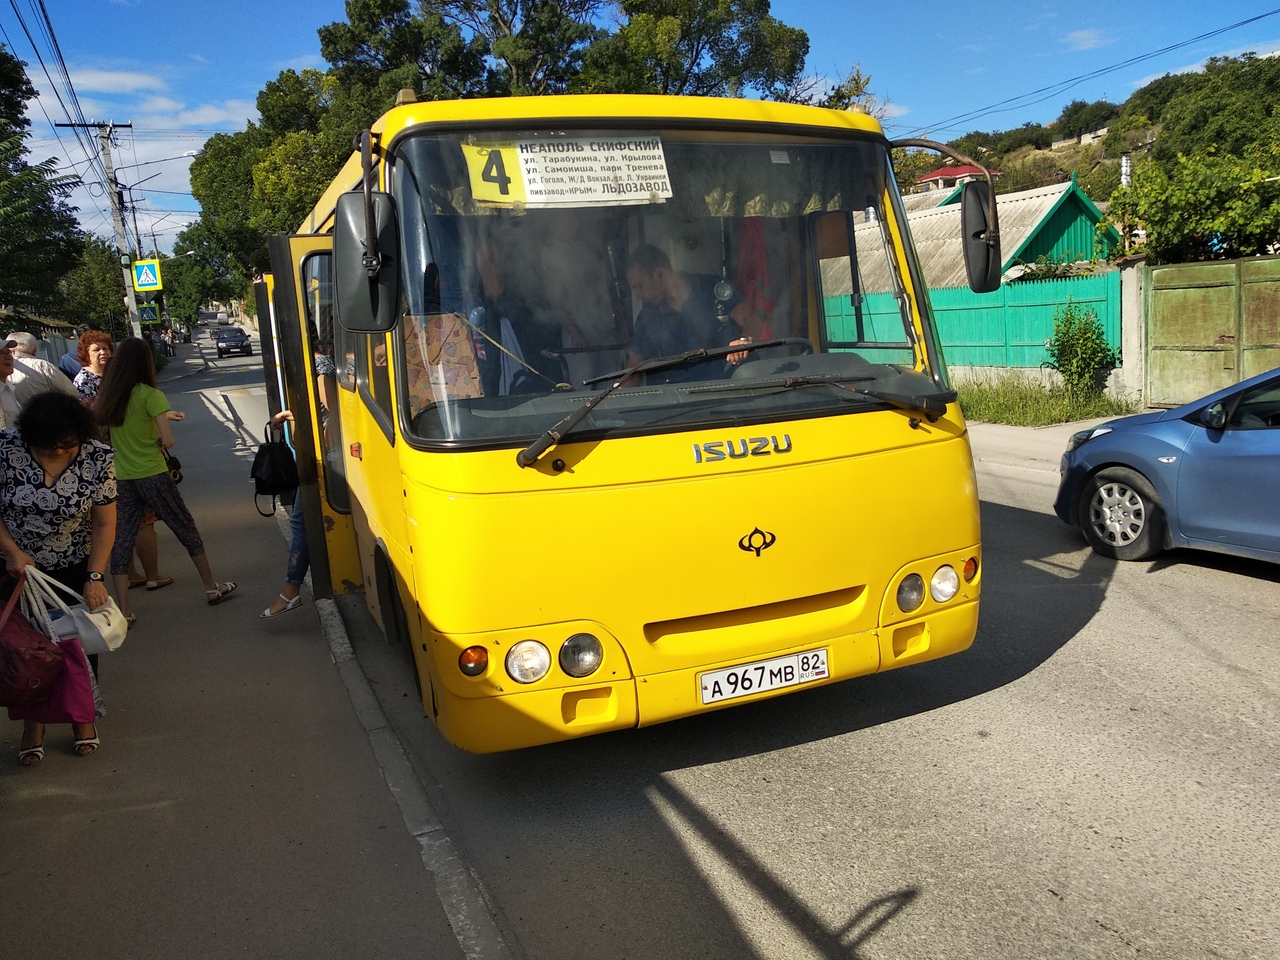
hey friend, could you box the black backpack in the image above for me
[250,424,299,517]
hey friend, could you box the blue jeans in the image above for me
[285,495,309,586]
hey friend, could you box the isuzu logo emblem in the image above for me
[739,527,777,557]
[693,434,792,463]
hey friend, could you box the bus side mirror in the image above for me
[334,190,401,332]
[961,180,1001,293]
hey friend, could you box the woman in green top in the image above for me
[95,338,235,619]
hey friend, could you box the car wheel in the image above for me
[1080,467,1165,561]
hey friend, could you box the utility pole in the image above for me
[56,120,141,337]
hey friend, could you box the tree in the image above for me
[318,0,488,97]
[1106,136,1280,264]
[576,0,807,99]
[56,234,126,335]
[1053,99,1120,140]
[0,46,84,316]
[1151,54,1280,173]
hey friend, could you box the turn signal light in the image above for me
[458,646,488,677]
[963,557,979,582]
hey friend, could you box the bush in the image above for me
[1043,301,1117,400]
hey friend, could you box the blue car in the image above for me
[1054,367,1280,563]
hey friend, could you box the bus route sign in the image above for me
[132,259,163,292]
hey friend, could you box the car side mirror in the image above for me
[1200,401,1228,430]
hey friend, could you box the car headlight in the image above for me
[1065,425,1113,452]
[559,633,604,678]
[506,640,551,684]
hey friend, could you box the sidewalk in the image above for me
[0,359,467,960]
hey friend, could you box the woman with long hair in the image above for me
[95,338,234,618]
[74,332,172,593]
[0,392,115,764]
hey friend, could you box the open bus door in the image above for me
[265,234,362,599]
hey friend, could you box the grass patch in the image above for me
[957,373,1138,426]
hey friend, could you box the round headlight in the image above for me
[897,573,925,612]
[930,565,960,602]
[506,640,551,684]
[559,633,603,678]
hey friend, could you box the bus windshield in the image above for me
[391,126,942,445]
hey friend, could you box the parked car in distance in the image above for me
[1055,366,1280,564]
[215,326,252,358]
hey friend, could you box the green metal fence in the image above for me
[854,272,1120,368]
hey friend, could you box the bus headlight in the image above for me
[559,633,603,678]
[930,565,960,602]
[506,640,551,684]
[897,574,925,612]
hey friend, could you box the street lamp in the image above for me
[113,149,204,173]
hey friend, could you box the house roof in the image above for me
[823,180,1118,294]
[915,164,990,184]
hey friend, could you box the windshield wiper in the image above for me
[517,340,790,468]
[690,372,955,420]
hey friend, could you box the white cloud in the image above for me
[176,100,258,127]
[1063,29,1111,52]
[69,68,166,94]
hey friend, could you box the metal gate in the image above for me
[1146,256,1280,406]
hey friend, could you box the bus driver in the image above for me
[623,244,765,381]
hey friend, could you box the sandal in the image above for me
[74,736,100,758]
[206,581,238,605]
[124,613,137,625]
[146,576,174,591]
[18,745,44,766]
[259,594,303,619]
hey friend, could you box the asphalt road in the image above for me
[6,346,1275,960]
[351,418,1280,960]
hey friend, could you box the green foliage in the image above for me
[1042,301,1117,400]
[1105,135,1280,264]
[957,372,1134,426]
[576,0,807,98]
[0,47,84,315]
[54,234,125,332]
[1053,99,1120,140]
[1150,54,1280,174]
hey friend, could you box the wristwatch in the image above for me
[86,571,104,582]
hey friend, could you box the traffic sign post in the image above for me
[132,259,164,293]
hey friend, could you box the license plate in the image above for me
[699,649,829,705]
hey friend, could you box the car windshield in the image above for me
[390,125,941,445]
[220,328,244,338]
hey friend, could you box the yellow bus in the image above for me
[261,92,1000,753]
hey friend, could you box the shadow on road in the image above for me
[349,495,1119,959]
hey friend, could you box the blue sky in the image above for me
[4,1,1279,249]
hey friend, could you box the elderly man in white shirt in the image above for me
[0,337,79,427]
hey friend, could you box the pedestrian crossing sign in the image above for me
[132,259,163,292]
[139,303,160,323]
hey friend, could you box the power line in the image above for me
[901,8,1280,138]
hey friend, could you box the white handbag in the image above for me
[22,566,128,655]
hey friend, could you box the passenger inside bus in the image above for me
[465,235,566,395]
[623,243,766,382]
